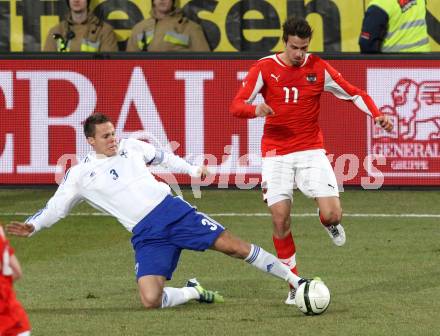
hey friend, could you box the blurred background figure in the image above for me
[126,0,210,52]
[43,0,118,52]
[359,0,430,53]
[0,225,31,336]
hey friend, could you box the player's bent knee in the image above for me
[140,297,162,309]
[140,291,162,309]
[271,214,290,232]
[272,215,290,226]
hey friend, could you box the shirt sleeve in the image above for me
[359,5,389,53]
[229,62,264,119]
[133,139,201,177]
[126,23,142,52]
[189,23,211,51]
[43,27,58,52]
[99,23,119,52]
[323,61,382,118]
[26,166,82,234]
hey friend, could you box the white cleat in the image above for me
[318,209,346,246]
[324,223,346,246]
[285,288,297,305]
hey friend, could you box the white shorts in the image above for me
[261,149,339,206]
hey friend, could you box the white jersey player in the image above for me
[26,136,202,234]
[7,113,321,309]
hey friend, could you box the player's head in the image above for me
[282,17,312,66]
[282,16,312,43]
[66,0,90,12]
[84,113,118,157]
[152,0,176,15]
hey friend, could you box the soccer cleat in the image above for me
[285,277,321,305]
[285,288,297,305]
[318,209,346,246]
[186,278,224,304]
[325,224,346,246]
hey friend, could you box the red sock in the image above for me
[319,212,327,225]
[320,212,334,227]
[273,233,298,276]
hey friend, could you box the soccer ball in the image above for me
[295,279,331,315]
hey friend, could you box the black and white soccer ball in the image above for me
[295,279,331,315]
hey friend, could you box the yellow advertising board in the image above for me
[3,0,439,52]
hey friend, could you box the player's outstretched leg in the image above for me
[244,244,304,288]
[186,278,224,303]
[212,231,307,290]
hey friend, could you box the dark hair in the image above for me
[282,17,312,42]
[83,113,112,137]
[66,0,91,9]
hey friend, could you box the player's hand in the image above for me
[375,115,393,132]
[198,165,210,179]
[255,103,274,117]
[6,221,35,237]
[0,225,6,238]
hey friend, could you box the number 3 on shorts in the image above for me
[201,217,218,231]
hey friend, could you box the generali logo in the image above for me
[367,69,440,178]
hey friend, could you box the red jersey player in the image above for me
[230,17,393,305]
[0,225,31,336]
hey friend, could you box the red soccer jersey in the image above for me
[230,53,382,156]
[0,236,31,335]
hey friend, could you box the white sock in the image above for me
[161,287,199,308]
[245,244,303,289]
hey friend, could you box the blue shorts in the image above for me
[131,195,225,280]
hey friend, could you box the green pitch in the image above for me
[1,189,439,336]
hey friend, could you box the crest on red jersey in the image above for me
[306,73,317,83]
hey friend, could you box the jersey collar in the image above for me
[275,52,310,68]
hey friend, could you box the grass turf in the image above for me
[1,189,439,335]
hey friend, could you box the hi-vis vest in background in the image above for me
[369,0,430,52]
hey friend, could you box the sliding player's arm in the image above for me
[134,139,209,178]
[153,150,209,178]
[323,61,393,132]
[7,167,82,237]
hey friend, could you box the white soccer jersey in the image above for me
[26,138,201,233]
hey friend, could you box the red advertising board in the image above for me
[0,58,439,186]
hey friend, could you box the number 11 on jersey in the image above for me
[283,86,299,103]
